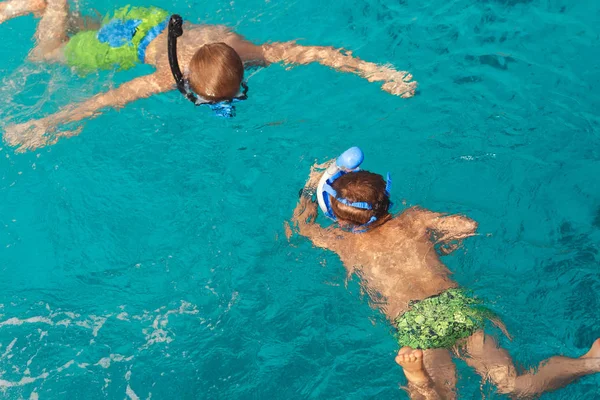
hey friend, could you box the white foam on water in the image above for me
[126,383,139,400]
[459,153,497,161]
[0,372,49,388]
[0,357,74,388]
[225,291,239,313]
[0,338,17,360]
[90,316,108,337]
[96,358,111,369]
[140,326,173,349]
[1,312,111,343]
[74,320,91,330]
[124,370,140,400]
[56,360,74,373]
[94,354,134,369]
[0,300,205,392]
[139,301,199,350]
[55,319,71,327]
[0,317,53,328]
[117,312,130,321]
[37,329,47,341]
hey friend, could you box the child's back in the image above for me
[328,209,459,320]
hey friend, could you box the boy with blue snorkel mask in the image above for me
[1,0,417,152]
[292,147,600,399]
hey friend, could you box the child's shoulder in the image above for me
[397,206,429,220]
[391,206,434,232]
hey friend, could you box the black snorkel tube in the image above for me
[168,14,199,104]
[167,14,249,108]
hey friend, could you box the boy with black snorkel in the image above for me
[292,147,600,399]
[0,0,417,152]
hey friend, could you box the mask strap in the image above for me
[322,184,338,201]
[323,184,373,210]
[385,172,392,197]
[336,198,372,210]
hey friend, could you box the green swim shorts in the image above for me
[64,6,170,72]
[395,288,495,349]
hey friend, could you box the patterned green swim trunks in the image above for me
[64,6,170,72]
[395,289,494,350]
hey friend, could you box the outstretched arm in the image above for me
[4,73,172,152]
[262,42,416,98]
[411,207,479,244]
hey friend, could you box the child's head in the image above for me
[329,171,391,226]
[188,43,244,102]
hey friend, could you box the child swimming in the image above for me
[0,0,417,152]
[291,147,600,399]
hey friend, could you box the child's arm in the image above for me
[412,207,479,243]
[4,73,172,152]
[292,162,339,250]
[262,42,416,98]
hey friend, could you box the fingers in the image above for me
[312,159,334,170]
[3,120,54,152]
[382,79,417,98]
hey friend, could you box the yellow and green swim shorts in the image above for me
[395,289,495,349]
[64,6,170,72]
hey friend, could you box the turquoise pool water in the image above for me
[1,0,599,398]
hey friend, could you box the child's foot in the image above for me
[581,338,600,359]
[0,0,45,23]
[395,347,431,386]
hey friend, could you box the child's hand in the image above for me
[361,65,417,98]
[3,119,79,153]
[381,71,417,98]
[3,120,52,152]
[305,159,334,188]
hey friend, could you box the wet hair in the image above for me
[330,171,391,226]
[187,43,244,102]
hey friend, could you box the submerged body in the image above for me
[293,162,600,399]
[0,1,416,151]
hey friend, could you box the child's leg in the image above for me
[422,348,457,399]
[395,347,457,400]
[1,0,99,34]
[29,0,68,61]
[66,9,100,34]
[0,0,45,23]
[463,331,600,397]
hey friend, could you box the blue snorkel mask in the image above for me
[316,147,393,232]
[167,15,248,118]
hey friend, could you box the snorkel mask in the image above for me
[316,147,392,232]
[167,15,248,118]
